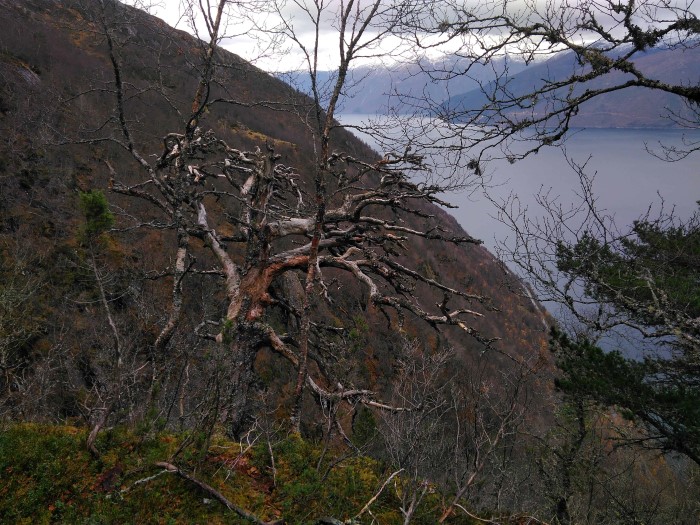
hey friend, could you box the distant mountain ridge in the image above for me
[280,55,528,115]
[291,45,700,127]
[444,45,700,128]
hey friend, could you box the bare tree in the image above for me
[0,242,46,412]
[436,360,531,522]
[377,340,538,524]
[57,0,494,445]
[238,0,441,431]
[378,342,453,524]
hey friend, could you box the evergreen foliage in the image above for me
[79,190,114,240]
[552,208,700,464]
[552,330,700,462]
[556,212,700,324]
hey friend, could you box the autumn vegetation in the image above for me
[0,0,699,523]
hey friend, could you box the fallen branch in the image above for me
[453,503,551,525]
[120,469,170,494]
[353,469,403,521]
[154,461,282,525]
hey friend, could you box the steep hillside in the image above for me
[446,45,700,128]
[5,3,700,524]
[0,0,553,435]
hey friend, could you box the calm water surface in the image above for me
[339,116,700,254]
[340,117,699,349]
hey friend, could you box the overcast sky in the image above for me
[148,0,274,68]
[145,0,421,72]
[142,0,700,73]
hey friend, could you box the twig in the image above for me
[353,469,404,521]
[120,469,170,494]
[154,461,281,525]
[453,503,551,525]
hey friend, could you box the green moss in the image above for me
[221,318,235,345]
[0,424,479,524]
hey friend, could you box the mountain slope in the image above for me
[445,45,700,128]
[0,0,553,432]
[282,56,528,115]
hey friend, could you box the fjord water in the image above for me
[339,117,700,255]
[340,116,699,350]
[457,128,699,250]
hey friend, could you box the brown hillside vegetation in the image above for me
[1,1,699,524]
[0,0,552,426]
[0,0,613,522]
